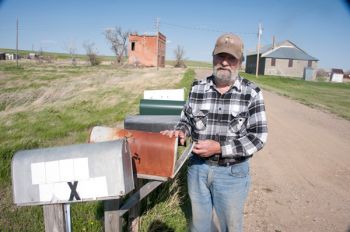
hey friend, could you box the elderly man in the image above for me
[161,33,268,231]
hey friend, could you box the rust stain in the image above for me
[89,126,177,178]
[116,129,176,178]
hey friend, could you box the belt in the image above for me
[202,155,247,167]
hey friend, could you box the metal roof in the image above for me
[262,47,318,61]
[246,40,318,61]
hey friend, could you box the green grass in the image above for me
[241,73,350,120]
[0,62,194,231]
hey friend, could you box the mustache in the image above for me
[215,67,231,72]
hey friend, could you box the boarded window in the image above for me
[308,60,312,67]
[271,58,276,66]
[288,59,293,67]
[131,42,135,51]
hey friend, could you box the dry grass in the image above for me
[0,64,184,116]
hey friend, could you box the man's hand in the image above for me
[160,130,186,145]
[193,140,221,157]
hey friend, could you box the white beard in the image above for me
[213,67,238,86]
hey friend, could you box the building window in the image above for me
[271,58,276,66]
[131,42,135,51]
[308,60,312,67]
[288,59,293,67]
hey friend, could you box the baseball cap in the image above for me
[213,33,244,60]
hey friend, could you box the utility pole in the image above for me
[155,17,160,71]
[255,23,262,77]
[16,17,19,67]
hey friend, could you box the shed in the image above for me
[0,52,5,60]
[330,69,344,83]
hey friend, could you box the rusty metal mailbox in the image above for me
[89,127,178,181]
[12,140,134,206]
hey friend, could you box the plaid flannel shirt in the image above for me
[176,75,268,159]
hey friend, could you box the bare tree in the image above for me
[104,26,130,64]
[63,41,77,65]
[174,45,186,68]
[316,68,329,78]
[83,42,100,66]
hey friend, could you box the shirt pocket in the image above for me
[228,161,249,178]
[229,111,248,134]
[191,109,209,131]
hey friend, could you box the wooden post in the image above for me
[104,199,122,232]
[43,204,67,232]
[255,23,262,77]
[128,178,143,232]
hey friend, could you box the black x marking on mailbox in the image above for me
[68,181,81,201]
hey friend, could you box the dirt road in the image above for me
[195,69,350,232]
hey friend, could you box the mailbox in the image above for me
[124,115,180,132]
[12,140,134,206]
[89,127,181,180]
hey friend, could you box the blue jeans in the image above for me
[187,155,251,232]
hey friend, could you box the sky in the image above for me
[0,0,349,70]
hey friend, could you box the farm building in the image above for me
[330,69,344,82]
[128,32,166,67]
[0,52,5,60]
[245,40,318,78]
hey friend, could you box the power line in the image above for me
[161,21,256,35]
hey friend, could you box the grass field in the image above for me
[0,61,193,231]
[242,73,350,120]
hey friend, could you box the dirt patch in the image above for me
[244,91,350,232]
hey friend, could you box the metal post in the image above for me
[64,204,71,232]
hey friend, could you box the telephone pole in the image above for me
[155,17,160,71]
[255,23,262,77]
[16,17,19,67]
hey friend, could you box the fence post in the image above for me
[128,178,143,232]
[104,199,122,232]
[43,204,67,232]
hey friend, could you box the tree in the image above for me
[316,68,329,78]
[83,42,100,66]
[174,45,186,68]
[63,41,77,65]
[104,26,130,64]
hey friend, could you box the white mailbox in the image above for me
[12,140,134,206]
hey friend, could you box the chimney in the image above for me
[272,36,276,49]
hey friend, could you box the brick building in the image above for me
[128,32,166,67]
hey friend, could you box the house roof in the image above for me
[247,40,318,61]
[331,68,343,74]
